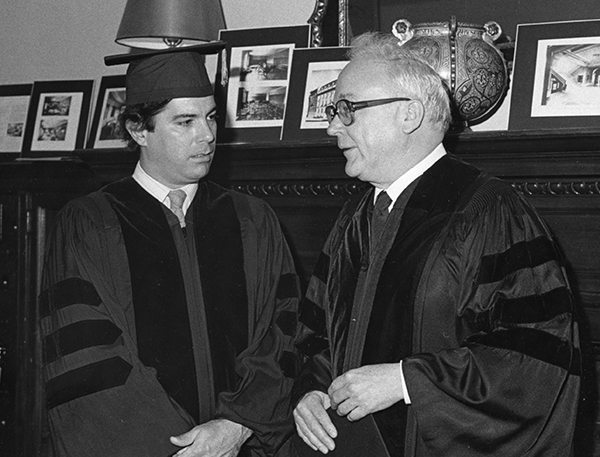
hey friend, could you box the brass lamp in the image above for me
[115,0,226,49]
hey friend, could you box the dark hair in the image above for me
[118,100,171,150]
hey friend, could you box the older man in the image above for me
[39,46,300,457]
[292,32,581,457]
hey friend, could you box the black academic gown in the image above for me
[293,155,581,456]
[39,178,301,457]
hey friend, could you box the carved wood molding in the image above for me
[231,180,600,197]
[231,181,367,196]
[512,181,600,196]
[308,0,328,47]
[338,0,349,46]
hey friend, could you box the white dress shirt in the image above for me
[373,143,447,208]
[132,162,198,216]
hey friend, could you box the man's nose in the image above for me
[196,122,215,143]
[326,116,343,137]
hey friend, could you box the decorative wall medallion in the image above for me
[392,16,508,124]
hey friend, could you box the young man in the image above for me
[292,32,581,457]
[39,46,300,457]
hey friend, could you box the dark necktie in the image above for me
[371,190,392,249]
[168,189,187,228]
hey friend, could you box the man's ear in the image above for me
[400,100,425,134]
[126,120,148,147]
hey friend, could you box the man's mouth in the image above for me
[192,150,213,158]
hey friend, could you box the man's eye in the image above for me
[178,119,193,126]
[208,113,219,122]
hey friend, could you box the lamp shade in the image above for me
[116,0,226,49]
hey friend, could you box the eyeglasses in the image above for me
[325,97,412,126]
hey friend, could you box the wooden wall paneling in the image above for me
[248,194,348,284]
[0,193,18,456]
[0,159,104,457]
[14,191,43,457]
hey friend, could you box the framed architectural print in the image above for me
[0,84,32,153]
[22,79,93,155]
[281,46,350,141]
[87,75,127,149]
[216,24,312,144]
[508,19,600,131]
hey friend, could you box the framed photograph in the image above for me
[22,79,94,154]
[508,19,600,131]
[216,24,312,143]
[87,75,127,149]
[0,84,32,153]
[281,47,350,141]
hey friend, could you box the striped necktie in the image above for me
[168,189,187,228]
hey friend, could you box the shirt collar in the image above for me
[132,162,198,214]
[374,143,446,209]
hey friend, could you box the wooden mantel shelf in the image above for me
[1,127,599,198]
[1,126,598,175]
[81,126,600,182]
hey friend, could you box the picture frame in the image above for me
[216,24,312,144]
[0,84,33,153]
[508,19,600,131]
[22,79,94,155]
[87,75,127,149]
[281,47,350,141]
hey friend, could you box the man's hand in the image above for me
[170,419,252,457]
[293,390,337,454]
[328,363,404,421]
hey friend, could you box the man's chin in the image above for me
[344,165,361,180]
[192,163,212,180]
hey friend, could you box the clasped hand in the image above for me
[293,363,404,454]
[170,418,252,457]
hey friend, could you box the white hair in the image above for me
[348,32,453,132]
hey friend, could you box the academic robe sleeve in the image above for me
[214,196,302,456]
[402,182,581,456]
[39,195,195,457]
[291,263,335,403]
[291,204,352,404]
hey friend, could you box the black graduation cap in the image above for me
[104,41,226,106]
